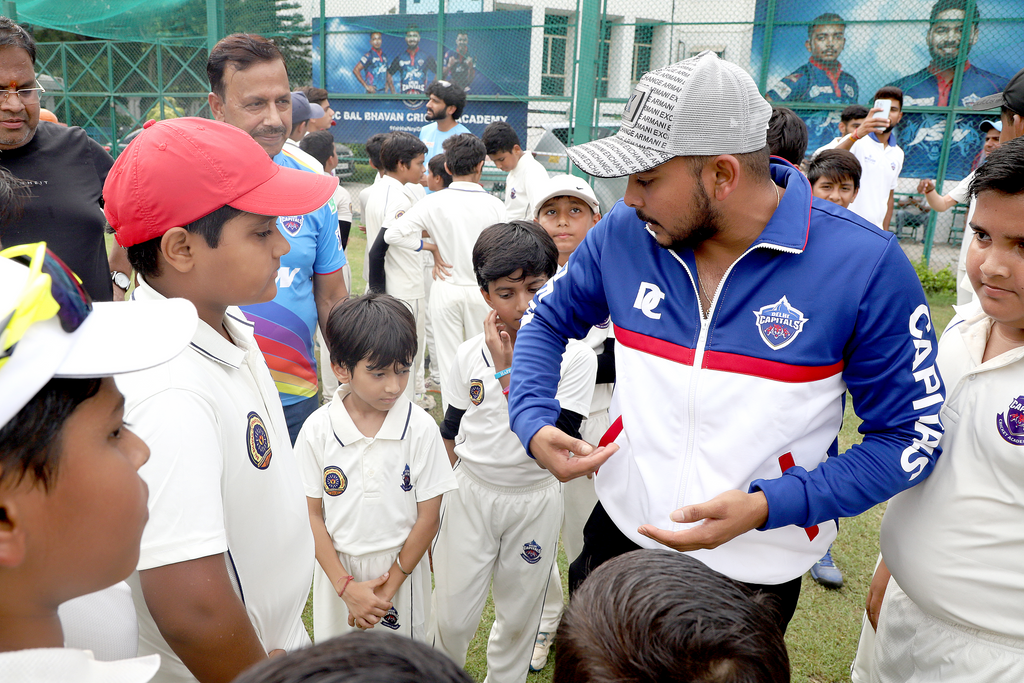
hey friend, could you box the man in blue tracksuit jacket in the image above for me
[508,52,944,631]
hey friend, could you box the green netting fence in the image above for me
[8,0,1022,268]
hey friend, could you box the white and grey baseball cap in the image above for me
[568,51,772,178]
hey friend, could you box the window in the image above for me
[632,23,655,83]
[596,20,613,98]
[542,13,569,96]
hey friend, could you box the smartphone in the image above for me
[873,99,892,120]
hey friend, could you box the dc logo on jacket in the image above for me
[753,296,808,350]
[521,540,542,564]
[996,395,1024,446]
[400,464,413,491]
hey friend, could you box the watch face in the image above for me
[112,271,131,289]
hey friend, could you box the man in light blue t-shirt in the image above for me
[419,80,470,168]
[209,33,348,443]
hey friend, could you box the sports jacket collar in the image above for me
[753,159,814,254]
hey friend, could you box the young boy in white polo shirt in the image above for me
[103,118,339,683]
[856,138,1024,682]
[383,134,506,409]
[482,121,550,220]
[0,246,194,682]
[528,176,608,671]
[296,293,456,643]
[432,221,596,683]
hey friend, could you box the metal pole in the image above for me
[319,0,327,90]
[157,43,164,121]
[206,0,226,56]
[61,43,69,125]
[921,0,975,266]
[437,0,446,86]
[756,0,777,92]
[569,0,600,178]
[108,43,116,154]
[2,2,16,21]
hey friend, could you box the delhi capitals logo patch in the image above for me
[381,606,401,630]
[510,187,516,200]
[995,395,1024,445]
[323,465,347,496]
[245,411,273,469]
[400,464,413,492]
[469,379,484,405]
[521,540,542,564]
[280,215,304,236]
[752,296,808,350]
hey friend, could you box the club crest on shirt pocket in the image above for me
[323,465,348,496]
[381,606,401,630]
[996,395,1024,445]
[469,379,484,405]
[280,215,304,236]
[246,412,273,470]
[400,464,413,491]
[752,296,808,350]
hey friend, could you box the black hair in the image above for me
[970,136,1024,199]
[0,377,102,491]
[442,134,486,176]
[482,121,521,156]
[325,293,417,372]
[428,153,453,187]
[299,85,329,106]
[473,220,558,289]
[554,550,790,683]
[207,34,284,99]
[426,80,467,120]
[807,149,861,190]
[380,132,428,173]
[766,107,808,165]
[232,631,473,683]
[686,146,772,184]
[1002,104,1022,121]
[873,86,904,109]
[930,0,981,24]
[365,133,388,170]
[840,104,869,124]
[808,13,845,38]
[0,16,35,63]
[124,204,245,279]
[299,129,336,167]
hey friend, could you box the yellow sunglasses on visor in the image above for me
[0,242,92,371]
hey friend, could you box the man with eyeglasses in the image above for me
[0,17,116,302]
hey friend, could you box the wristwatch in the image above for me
[111,271,131,290]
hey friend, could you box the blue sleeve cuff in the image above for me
[749,471,811,531]
[415,240,423,252]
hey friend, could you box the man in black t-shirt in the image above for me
[0,17,115,301]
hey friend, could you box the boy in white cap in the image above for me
[0,244,196,681]
[103,117,338,683]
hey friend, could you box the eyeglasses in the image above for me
[0,81,45,104]
[0,242,92,371]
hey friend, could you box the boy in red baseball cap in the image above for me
[104,117,337,683]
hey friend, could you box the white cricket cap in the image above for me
[532,174,601,218]
[0,257,198,427]
[568,51,772,178]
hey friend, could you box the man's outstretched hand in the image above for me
[638,490,769,551]
[528,425,618,482]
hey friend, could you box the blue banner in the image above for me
[313,11,530,146]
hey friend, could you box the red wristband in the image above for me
[338,575,354,597]
[502,385,510,396]
[850,130,860,141]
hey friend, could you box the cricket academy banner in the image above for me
[312,11,530,146]
[751,0,1021,179]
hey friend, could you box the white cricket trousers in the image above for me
[430,280,490,410]
[431,465,562,683]
[423,263,440,380]
[537,410,607,635]
[394,296,427,399]
[312,545,431,644]
[865,577,1024,682]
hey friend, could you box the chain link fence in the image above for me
[12,0,1022,268]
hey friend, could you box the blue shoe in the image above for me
[810,545,844,589]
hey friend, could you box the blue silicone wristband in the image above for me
[494,368,511,379]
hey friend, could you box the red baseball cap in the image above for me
[104,117,338,247]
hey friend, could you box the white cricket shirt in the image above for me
[118,282,314,682]
[296,388,457,557]
[949,171,978,305]
[448,334,596,486]
[385,181,506,288]
[845,133,904,228]
[881,302,1024,639]
[365,175,424,300]
[504,152,550,220]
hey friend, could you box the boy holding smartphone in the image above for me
[820,86,905,230]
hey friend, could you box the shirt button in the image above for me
[367,469,375,477]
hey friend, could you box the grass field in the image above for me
[315,225,958,682]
